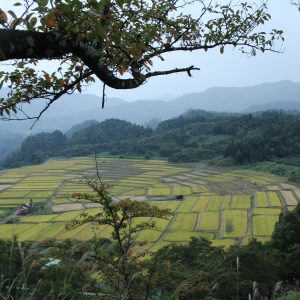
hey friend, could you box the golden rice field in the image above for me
[0,156,299,251]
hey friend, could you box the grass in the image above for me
[212,239,237,247]
[0,224,37,239]
[268,192,282,207]
[149,241,172,253]
[223,210,248,238]
[192,185,209,193]
[199,212,220,231]
[0,199,32,205]
[231,195,251,209]
[0,156,293,245]
[126,189,146,196]
[57,223,90,240]
[18,223,53,241]
[150,201,180,212]
[207,196,223,211]
[171,213,197,231]
[19,214,59,223]
[51,211,82,222]
[222,195,232,209]
[205,175,232,183]
[137,230,162,243]
[25,191,54,198]
[172,186,191,196]
[0,191,30,198]
[256,192,269,207]
[192,196,210,212]
[147,187,171,196]
[178,196,198,213]
[74,224,110,240]
[52,198,72,204]
[164,231,214,242]
[253,208,282,215]
[253,215,279,236]
[151,218,170,231]
[35,222,67,240]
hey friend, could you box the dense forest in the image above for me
[2,110,300,181]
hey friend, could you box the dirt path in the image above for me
[44,180,69,212]
[195,213,201,231]
[152,213,177,246]
[219,210,225,239]
[242,209,253,245]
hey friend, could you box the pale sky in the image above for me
[103,1,300,101]
[1,1,300,101]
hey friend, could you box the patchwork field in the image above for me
[0,156,299,251]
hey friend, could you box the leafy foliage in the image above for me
[272,204,300,251]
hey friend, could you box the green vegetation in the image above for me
[178,196,198,212]
[231,195,251,209]
[147,187,171,197]
[256,192,269,207]
[0,154,299,299]
[223,210,248,238]
[192,196,210,212]
[199,212,220,231]
[269,191,282,207]
[207,196,223,211]
[3,112,300,182]
[0,156,298,248]
[171,213,197,232]
[253,215,279,236]
[278,292,300,300]
[164,231,213,242]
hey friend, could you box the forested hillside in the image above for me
[2,111,300,177]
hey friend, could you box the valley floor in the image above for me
[0,156,299,249]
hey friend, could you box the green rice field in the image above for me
[0,156,299,251]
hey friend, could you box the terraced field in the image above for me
[0,156,299,251]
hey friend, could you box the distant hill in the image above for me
[37,80,300,131]
[2,80,300,132]
[244,101,300,113]
[170,80,300,112]
[3,110,300,173]
[65,120,98,138]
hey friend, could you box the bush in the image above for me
[278,292,300,300]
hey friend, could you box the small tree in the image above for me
[66,158,172,299]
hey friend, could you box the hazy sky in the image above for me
[103,1,300,101]
[1,1,300,101]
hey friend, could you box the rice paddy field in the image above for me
[0,156,299,250]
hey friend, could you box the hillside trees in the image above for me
[0,0,283,121]
[2,129,66,167]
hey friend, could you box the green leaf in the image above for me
[7,10,17,19]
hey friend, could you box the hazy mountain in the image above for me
[0,134,24,160]
[170,80,300,112]
[31,80,299,131]
[244,101,300,113]
[1,80,300,136]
